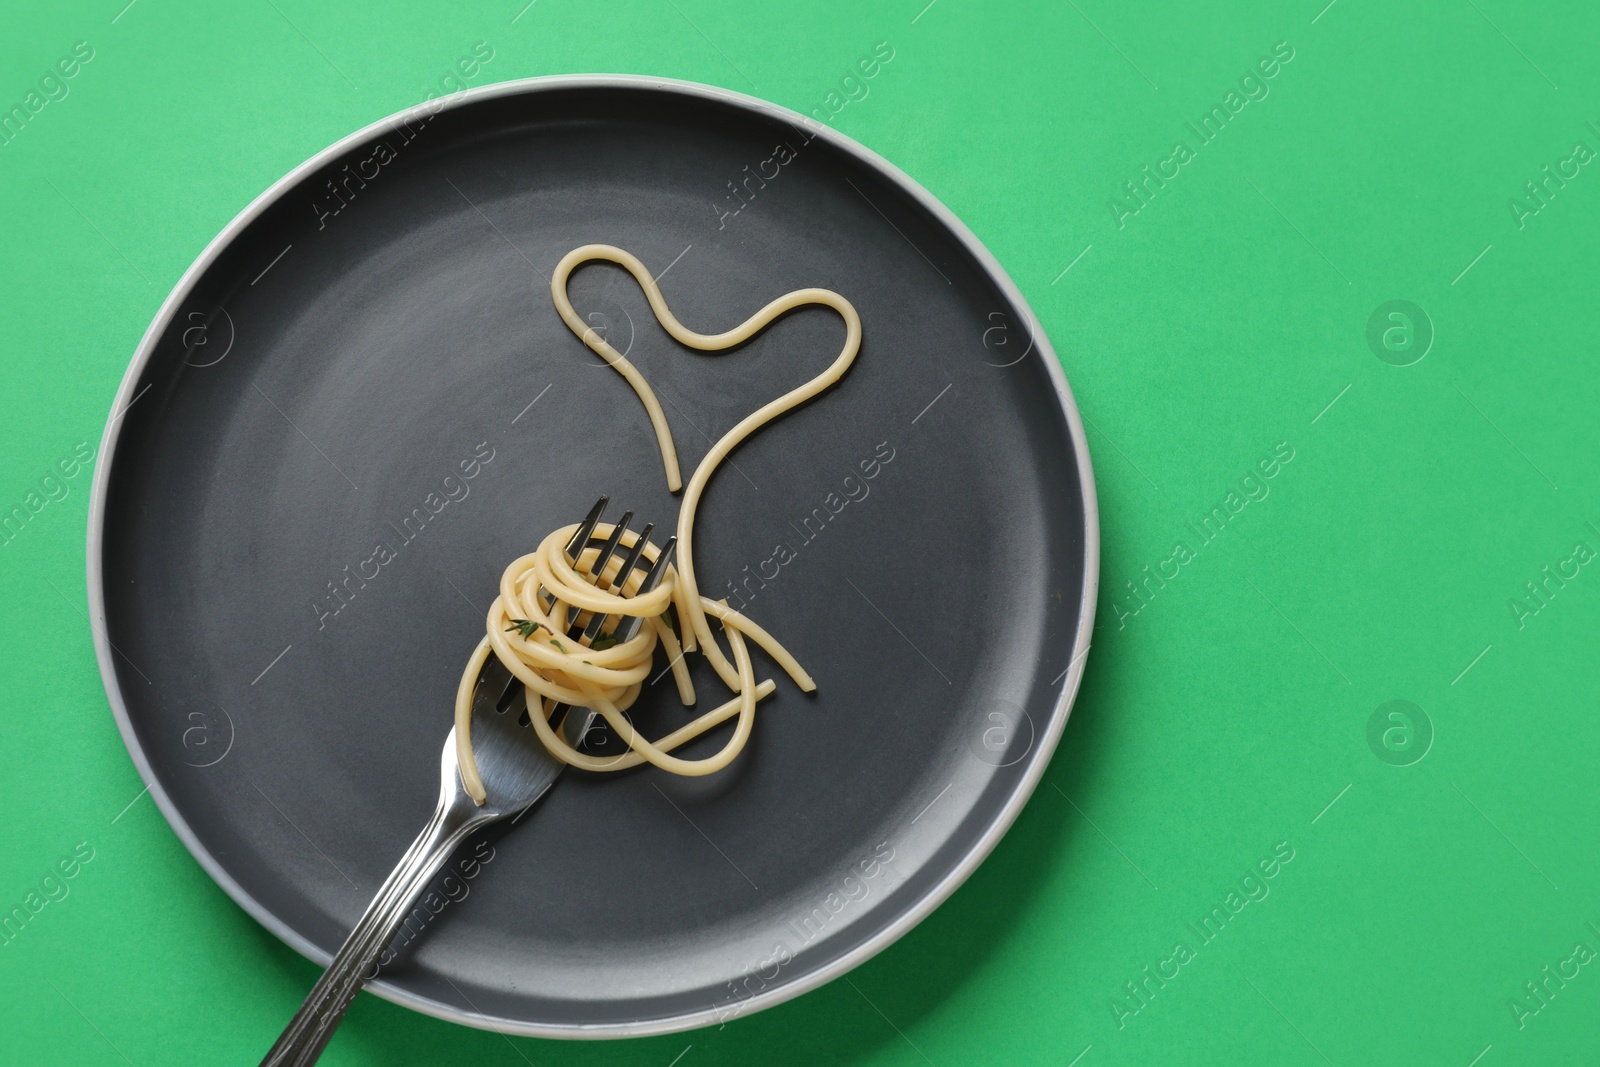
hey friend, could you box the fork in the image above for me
[260,497,672,1066]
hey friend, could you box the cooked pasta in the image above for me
[454,244,860,803]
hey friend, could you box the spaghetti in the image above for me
[454,244,861,803]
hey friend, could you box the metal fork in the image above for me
[261,498,672,1066]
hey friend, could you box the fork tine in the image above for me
[607,522,653,593]
[568,511,631,639]
[580,522,652,641]
[556,497,610,633]
[565,496,609,558]
[589,510,632,578]
[613,535,676,644]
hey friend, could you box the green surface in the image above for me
[2,0,1597,1063]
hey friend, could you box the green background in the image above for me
[2,0,1597,1063]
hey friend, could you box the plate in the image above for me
[87,75,1098,1037]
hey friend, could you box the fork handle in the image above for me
[260,790,490,1067]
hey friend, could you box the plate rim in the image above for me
[84,72,1101,1039]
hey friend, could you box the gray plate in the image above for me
[87,76,1098,1038]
